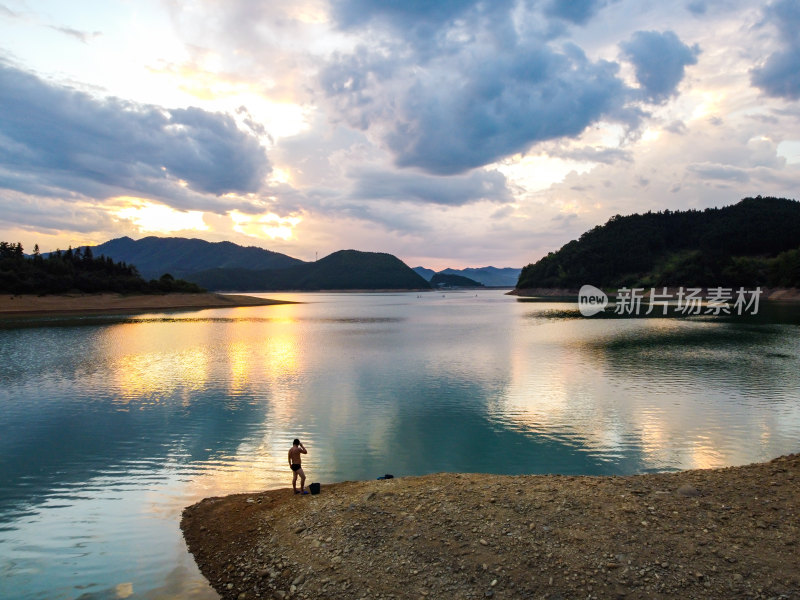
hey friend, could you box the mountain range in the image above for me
[413,266,520,287]
[86,237,430,291]
[188,249,429,291]
[86,236,519,291]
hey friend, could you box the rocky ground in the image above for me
[182,455,799,600]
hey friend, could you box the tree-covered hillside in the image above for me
[517,197,800,290]
[92,236,304,280]
[188,249,431,291]
[0,242,204,294]
[430,273,484,288]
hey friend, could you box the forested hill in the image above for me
[430,273,484,288]
[0,242,203,294]
[187,249,431,291]
[92,236,304,280]
[516,196,800,290]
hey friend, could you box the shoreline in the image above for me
[0,292,295,317]
[182,455,799,599]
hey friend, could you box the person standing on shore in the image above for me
[288,439,308,494]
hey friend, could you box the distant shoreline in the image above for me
[212,288,434,294]
[509,286,800,302]
[0,292,295,317]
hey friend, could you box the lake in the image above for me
[1,290,799,599]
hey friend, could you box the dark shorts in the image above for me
[290,463,301,472]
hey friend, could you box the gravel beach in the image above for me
[182,454,799,600]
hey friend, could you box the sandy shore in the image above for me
[182,454,799,600]
[0,292,293,316]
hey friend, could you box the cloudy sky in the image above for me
[1,0,799,269]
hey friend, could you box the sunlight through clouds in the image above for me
[230,210,302,241]
[496,155,596,193]
[0,0,798,268]
[112,198,208,234]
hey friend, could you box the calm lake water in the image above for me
[1,290,799,599]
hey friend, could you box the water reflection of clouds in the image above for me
[498,310,800,471]
[4,293,799,600]
[109,323,212,402]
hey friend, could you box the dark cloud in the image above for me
[350,168,511,206]
[0,193,115,234]
[330,0,524,65]
[620,30,700,103]
[752,51,800,99]
[331,0,484,30]
[320,0,666,176]
[543,0,610,25]
[0,62,271,207]
[686,1,707,15]
[760,0,800,45]
[392,46,631,174]
[751,0,800,99]
[664,120,688,134]
[322,37,634,175]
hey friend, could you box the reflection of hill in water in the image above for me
[572,321,800,398]
[519,299,800,325]
[331,367,647,480]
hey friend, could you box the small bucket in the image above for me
[309,482,320,495]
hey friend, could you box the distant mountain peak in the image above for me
[413,265,520,286]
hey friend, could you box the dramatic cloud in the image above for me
[751,0,800,99]
[620,30,700,103]
[0,62,271,206]
[322,35,634,175]
[0,0,797,267]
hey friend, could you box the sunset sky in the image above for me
[1,0,799,269]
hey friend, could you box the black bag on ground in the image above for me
[309,482,320,495]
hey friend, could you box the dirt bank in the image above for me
[0,292,293,316]
[182,455,799,600]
